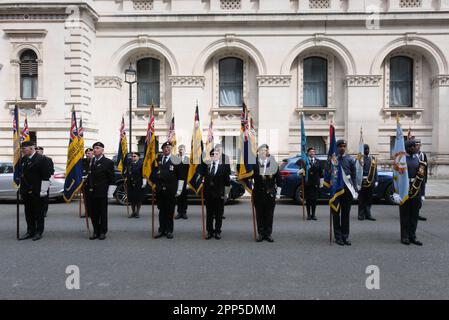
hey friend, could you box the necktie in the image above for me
[163,156,167,165]
[211,162,216,175]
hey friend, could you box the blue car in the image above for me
[279,155,395,204]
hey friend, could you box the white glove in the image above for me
[40,181,50,197]
[185,184,190,190]
[224,186,231,201]
[176,180,184,197]
[353,192,359,200]
[392,193,401,205]
[142,179,147,189]
[421,195,425,202]
[375,182,379,187]
[298,168,305,176]
[276,187,282,200]
[108,185,117,199]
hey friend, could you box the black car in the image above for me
[112,156,245,205]
[279,155,396,204]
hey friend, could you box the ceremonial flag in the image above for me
[20,116,30,143]
[300,113,309,183]
[142,106,157,189]
[116,116,128,174]
[167,115,177,156]
[63,109,84,202]
[78,116,84,151]
[323,125,345,213]
[187,105,204,194]
[204,115,214,162]
[13,106,21,187]
[236,103,256,193]
[392,117,409,205]
[355,127,364,190]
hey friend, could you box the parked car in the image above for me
[0,162,65,201]
[279,155,395,205]
[111,159,245,205]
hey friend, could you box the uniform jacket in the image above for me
[202,160,231,199]
[86,156,115,198]
[339,154,357,192]
[253,156,282,198]
[152,153,182,195]
[296,157,322,187]
[125,160,143,188]
[19,153,52,197]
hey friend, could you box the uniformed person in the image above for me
[18,141,52,241]
[35,146,54,218]
[81,148,94,218]
[399,140,426,246]
[175,145,190,220]
[202,148,231,239]
[214,143,231,219]
[333,139,358,246]
[296,147,322,221]
[415,139,428,221]
[85,142,116,240]
[357,144,377,221]
[125,152,145,218]
[253,144,282,242]
[153,142,184,239]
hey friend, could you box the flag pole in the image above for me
[78,191,82,218]
[250,192,257,241]
[16,189,20,240]
[201,188,205,239]
[151,187,155,239]
[123,177,130,217]
[329,209,333,245]
[81,186,90,237]
[301,176,306,221]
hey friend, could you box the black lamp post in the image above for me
[124,63,137,153]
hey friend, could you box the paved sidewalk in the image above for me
[425,179,449,199]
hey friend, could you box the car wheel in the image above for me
[384,183,396,205]
[115,183,127,205]
[294,186,304,205]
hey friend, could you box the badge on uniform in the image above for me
[169,165,174,171]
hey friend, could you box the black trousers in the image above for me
[157,191,175,233]
[23,193,44,235]
[358,186,374,218]
[205,196,224,234]
[88,196,108,235]
[254,193,276,237]
[333,190,353,241]
[176,188,188,214]
[400,196,420,241]
[306,199,317,217]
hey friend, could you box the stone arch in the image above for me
[370,36,448,75]
[193,37,267,75]
[281,37,356,75]
[12,44,43,62]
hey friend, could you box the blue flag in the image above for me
[300,113,309,183]
[392,118,409,205]
[324,125,345,213]
[63,109,84,202]
[12,105,21,187]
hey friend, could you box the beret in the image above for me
[161,141,172,149]
[336,139,347,147]
[405,140,416,148]
[21,141,34,148]
[92,141,104,148]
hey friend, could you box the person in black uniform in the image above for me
[399,140,426,246]
[18,141,52,241]
[175,145,190,220]
[214,143,231,219]
[253,144,282,242]
[358,144,377,221]
[415,139,428,221]
[202,148,231,239]
[333,139,358,246]
[296,147,322,221]
[81,148,94,219]
[153,142,184,239]
[35,146,54,218]
[125,152,145,218]
[85,142,116,240]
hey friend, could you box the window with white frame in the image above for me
[307,136,326,155]
[20,50,38,100]
[219,57,244,107]
[137,58,160,107]
[303,57,328,108]
[389,56,413,108]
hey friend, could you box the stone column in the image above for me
[432,75,449,177]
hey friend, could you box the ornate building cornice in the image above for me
[169,76,205,88]
[256,75,292,87]
[431,75,449,88]
[94,76,122,89]
[344,75,382,87]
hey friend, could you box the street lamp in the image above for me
[124,63,137,153]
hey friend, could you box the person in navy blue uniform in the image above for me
[18,141,53,241]
[399,140,426,246]
[85,142,116,240]
[202,148,231,239]
[174,145,190,220]
[81,148,94,219]
[35,146,54,219]
[333,139,358,246]
[153,142,184,239]
[125,152,145,218]
[296,147,322,221]
[415,139,428,221]
[253,144,282,243]
[357,144,377,221]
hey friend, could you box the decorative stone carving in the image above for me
[169,76,205,88]
[345,75,382,87]
[257,75,292,87]
[94,76,123,89]
[431,75,449,88]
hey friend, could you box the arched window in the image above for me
[303,57,327,108]
[137,58,160,107]
[20,50,38,99]
[390,56,413,107]
[219,57,243,107]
